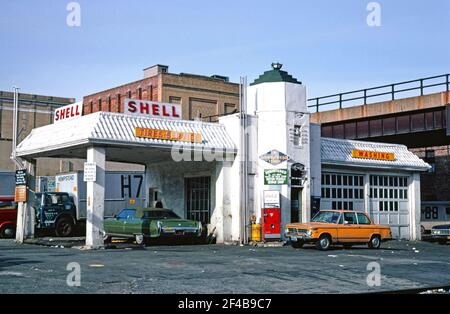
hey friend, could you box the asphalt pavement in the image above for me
[0,239,449,294]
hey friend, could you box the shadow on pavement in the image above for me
[0,254,41,272]
[293,245,407,252]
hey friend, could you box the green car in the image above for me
[103,207,203,245]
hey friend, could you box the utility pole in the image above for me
[11,86,24,169]
[239,77,249,245]
[11,86,24,243]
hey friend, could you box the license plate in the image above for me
[176,231,184,236]
[290,236,298,241]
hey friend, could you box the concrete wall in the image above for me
[247,81,312,238]
[216,114,243,243]
[145,159,241,243]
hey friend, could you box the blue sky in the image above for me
[1,0,449,101]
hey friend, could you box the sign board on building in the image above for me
[83,162,97,182]
[15,169,27,186]
[124,98,182,120]
[351,150,395,161]
[263,190,280,208]
[264,169,288,185]
[14,186,27,202]
[54,102,83,124]
[135,127,203,143]
[259,150,290,166]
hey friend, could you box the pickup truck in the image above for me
[0,197,18,238]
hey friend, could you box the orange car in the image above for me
[285,210,392,251]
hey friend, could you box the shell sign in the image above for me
[351,150,395,161]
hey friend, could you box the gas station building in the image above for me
[13,64,430,248]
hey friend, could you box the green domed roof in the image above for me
[251,63,302,86]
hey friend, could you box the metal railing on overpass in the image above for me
[308,74,450,113]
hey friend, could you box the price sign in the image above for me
[84,162,97,182]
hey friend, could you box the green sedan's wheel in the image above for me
[102,231,112,244]
[135,234,145,246]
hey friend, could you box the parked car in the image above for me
[103,207,203,245]
[0,197,18,238]
[430,224,450,244]
[285,210,392,251]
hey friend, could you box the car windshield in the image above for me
[45,194,69,205]
[311,211,341,224]
[143,210,180,219]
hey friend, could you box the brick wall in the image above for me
[81,72,240,121]
[83,76,159,114]
[410,145,450,201]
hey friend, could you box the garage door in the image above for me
[369,175,410,239]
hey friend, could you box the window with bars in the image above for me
[321,173,364,211]
[185,176,211,224]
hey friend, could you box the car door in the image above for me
[356,212,374,242]
[121,209,137,235]
[108,209,129,235]
[124,209,144,235]
[337,212,358,242]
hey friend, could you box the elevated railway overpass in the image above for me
[309,74,450,230]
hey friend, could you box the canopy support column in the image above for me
[15,160,36,243]
[85,146,106,249]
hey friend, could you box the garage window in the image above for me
[322,173,364,211]
[370,175,408,212]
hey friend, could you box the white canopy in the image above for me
[15,112,237,164]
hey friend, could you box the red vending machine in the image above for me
[262,191,281,241]
[263,207,281,240]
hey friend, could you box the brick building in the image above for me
[0,90,80,175]
[410,145,450,202]
[83,65,240,122]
